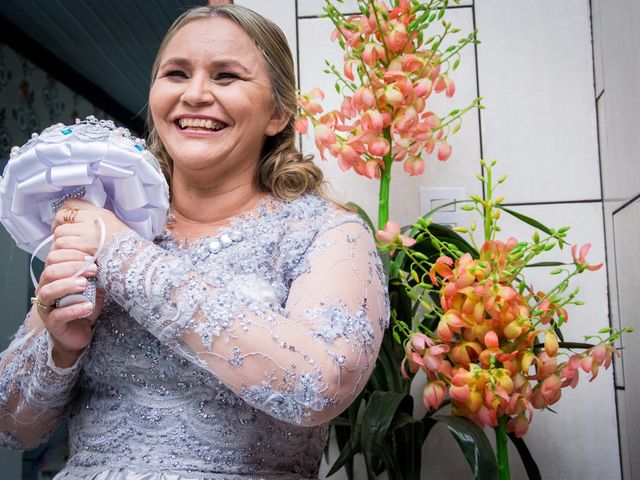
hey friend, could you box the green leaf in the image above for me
[508,433,542,480]
[526,261,566,267]
[361,392,413,479]
[555,341,596,350]
[332,423,355,478]
[378,443,404,479]
[345,201,375,233]
[498,206,555,236]
[433,415,498,480]
[371,328,405,392]
[408,223,478,267]
[327,424,362,477]
[394,418,425,480]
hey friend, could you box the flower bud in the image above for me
[544,331,559,357]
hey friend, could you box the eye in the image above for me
[164,70,188,79]
[215,72,240,82]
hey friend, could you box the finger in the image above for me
[37,277,90,308]
[39,261,98,287]
[52,221,91,239]
[45,248,93,267]
[45,301,96,326]
[86,288,105,323]
[51,235,98,255]
[52,208,88,232]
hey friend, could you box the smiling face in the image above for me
[149,16,287,190]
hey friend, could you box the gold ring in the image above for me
[31,296,54,310]
[62,207,79,224]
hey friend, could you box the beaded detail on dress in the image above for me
[0,194,389,479]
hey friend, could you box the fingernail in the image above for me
[74,277,87,287]
[80,302,94,313]
[86,264,98,272]
[84,255,94,262]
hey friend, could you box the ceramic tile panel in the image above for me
[597,0,640,204]
[298,9,482,227]
[235,0,299,78]
[476,0,600,204]
[494,201,619,479]
[298,0,360,16]
[496,202,608,335]
[616,389,633,480]
[298,0,473,18]
[612,199,640,478]
[598,93,627,387]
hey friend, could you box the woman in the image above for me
[0,5,387,479]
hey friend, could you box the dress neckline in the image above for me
[155,196,282,249]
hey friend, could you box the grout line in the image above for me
[612,193,640,216]
[500,198,602,207]
[471,1,485,203]
[296,4,472,20]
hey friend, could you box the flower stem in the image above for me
[495,415,511,480]
[484,163,492,242]
[378,128,394,229]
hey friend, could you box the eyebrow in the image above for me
[159,57,251,74]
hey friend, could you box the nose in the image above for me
[181,75,214,106]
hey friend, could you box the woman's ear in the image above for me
[265,109,291,137]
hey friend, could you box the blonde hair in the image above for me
[146,4,324,200]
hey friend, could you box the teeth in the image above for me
[178,118,225,131]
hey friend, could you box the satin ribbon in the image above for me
[0,117,169,261]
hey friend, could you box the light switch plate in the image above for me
[419,187,467,227]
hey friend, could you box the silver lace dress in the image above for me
[0,195,388,480]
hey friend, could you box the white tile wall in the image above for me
[612,199,640,479]
[617,389,632,480]
[476,0,600,204]
[298,0,473,17]
[298,0,360,16]
[596,0,640,204]
[298,8,482,227]
[294,1,626,479]
[598,95,626,387]
[235,0,299,78]
[486,202,619,480]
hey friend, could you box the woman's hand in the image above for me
[34,248,105,368]
[51,199,128,258]
[35,200,126,367]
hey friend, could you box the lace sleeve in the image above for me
[98,220,388,426]
[0,312,86,449]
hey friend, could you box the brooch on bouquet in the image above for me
[0,116,169,307]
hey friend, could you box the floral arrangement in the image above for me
[389,161,630,478]
[297,1,629,479]
[296,0,479,228]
